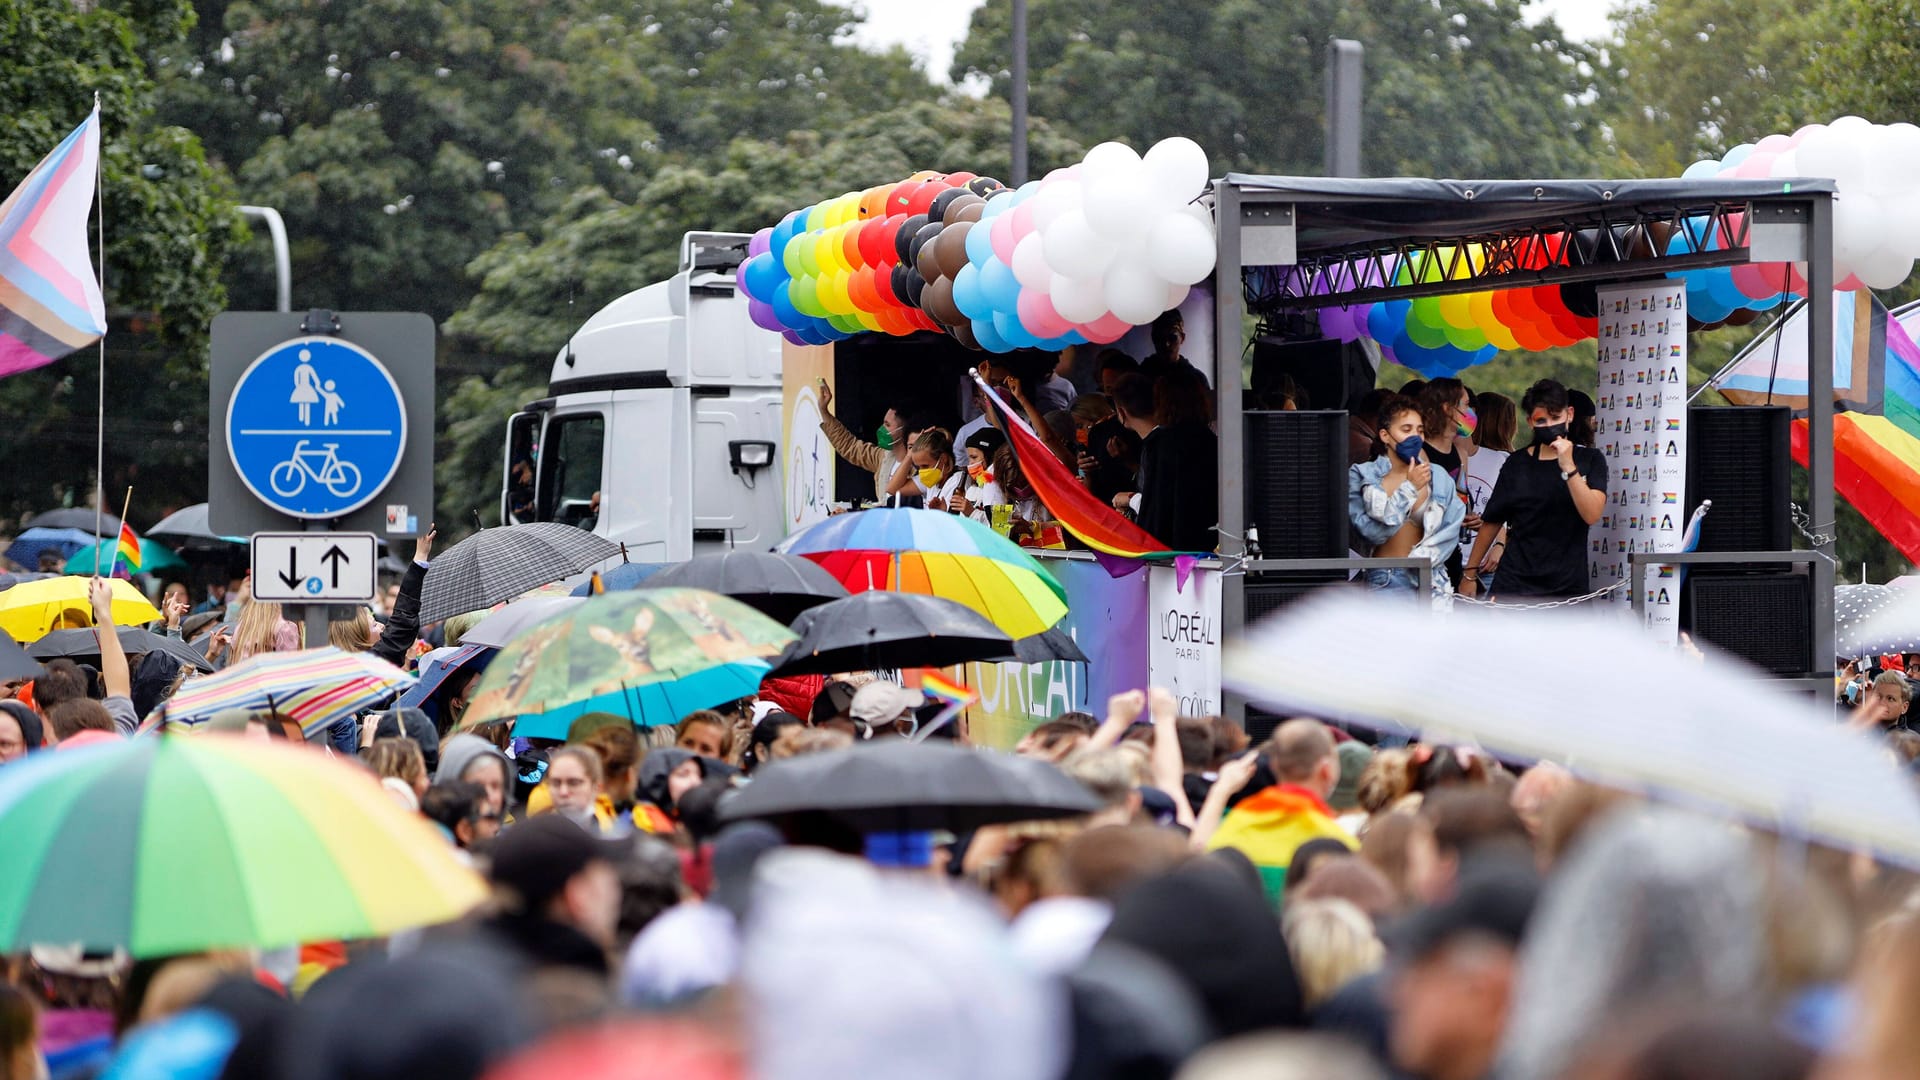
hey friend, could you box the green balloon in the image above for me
[790,276,827,319]
[783,237,807,278]
[1442,320,1489,351]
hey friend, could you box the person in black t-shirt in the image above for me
[1462,379,1607,600]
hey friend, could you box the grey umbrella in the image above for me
[999,624,1089,665]
[458,596,584,649]
[28,627,216,673]
[417,523,618,625]
[1836,581,1920,658]
[645,551,849,623]
[718,738,1101,832]
[0,630,42,681]
[23,508,122,536]
[768,591,1014,677]
[146,503,244,549]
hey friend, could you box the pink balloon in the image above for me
[1755,133,1793,153]
[1010,200,1038,239]
[1786,263,1809,294]
[1082,312,1132,343]
[1838,273,1865,292]
[1018,290,1072,338]
[1733,153,1776,179]
[1784,127,1813,148]
[1729,261,1781,300]
[990,213,1018,264]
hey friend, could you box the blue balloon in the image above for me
[979,257,1020,312]
[1368,299,1411,343]
[953,263,989,320]
[993,309,1037,349]
[972,316,1012,353]
[770,286,805,331]
[979,191,1013,218]
[740,253,784,303]
[1719,143,1754,170]
[1040,331,1085,349]
[771,210,804,259]
[1689,289,1734,325]
[965,220,996,266]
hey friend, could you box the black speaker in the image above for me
[1244,570,1348,625]
[1687,406,1790,553]
[1684,571,1811,675]
[1251,336,1375,412]
[1246,411,1348,560]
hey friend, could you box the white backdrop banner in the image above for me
[1147,563,1222,716]
[1592,280,1688,641]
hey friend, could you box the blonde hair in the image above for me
[549,745,605,789]
[328,607,377,652]
[1061,747,1145,808]
[230,588,292,663]
[674,710,734,758]
[365,738,427,791]
[1282,898,1384,1007]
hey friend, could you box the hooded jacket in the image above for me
[638,748,699,813]
[436,733,511,788]
[0,700,44,754]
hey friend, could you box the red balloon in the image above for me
[906,183,941,215]
[887,182,927,217]
[943,171,977,188]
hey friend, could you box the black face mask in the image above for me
[1530,422,1569,447]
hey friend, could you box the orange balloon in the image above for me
[841,223,864,269]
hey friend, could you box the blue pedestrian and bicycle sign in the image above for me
[226,336,407,519]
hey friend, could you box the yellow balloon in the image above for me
[853,308,883,333]
[1437,292,1475,328]
[814,231,843,273]
[1468,290,1520,350]
[827,268,856,315]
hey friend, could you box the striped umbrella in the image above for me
[0,733,488,955]
[775,508,1067,638]
[157,647,414,736]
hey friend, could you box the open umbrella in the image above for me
[0,577,161,642]
[23,508,122,535]
[460,588,795,739]
[718,739,1101,832]
[157,646,415,736]
[776,508,1067,638]
[28,627,215,673]
[145,503,245,549]
[0,733,487,955]
[4,528,99,569]
[1838,581,1920,658]
[64,537,189,577]
[646,551,849,623]
[419,523,619,625]
[569,561,669,596]
[769,591,1014,677]
[460,596,585,649]
[0,631,41,681]
[1226,590,1920,867]
[395,643,494,710]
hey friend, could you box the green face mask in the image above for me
[876,425,894,451]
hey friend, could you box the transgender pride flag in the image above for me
[0,107,106,378]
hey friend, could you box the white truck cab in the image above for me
[500,232,785,563]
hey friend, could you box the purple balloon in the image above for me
[783,329,809,347]
[748,297,782,333]
[749,227,773,258]
[1318,305,1352,341]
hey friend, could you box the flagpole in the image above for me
[105,486,133,580]
[93,92,106,550]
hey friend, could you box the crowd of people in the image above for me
[816,309,1221,553]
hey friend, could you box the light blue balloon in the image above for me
[972,316,1012,353]
[1680,159,1721,180]
[979,191,1013,218]
[979,257,1020,312]
[965,221,995,267]
[1720,143,1754,170]
[953,263,989,321]
[994,309,1037,349]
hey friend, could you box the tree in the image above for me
[0,0,240,528]
[952,0,1601,179]
[1592,0,1826,177]
[1805,0,1920,125]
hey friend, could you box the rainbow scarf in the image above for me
[1204,784,1356,907]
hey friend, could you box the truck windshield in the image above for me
[538,413,605,529]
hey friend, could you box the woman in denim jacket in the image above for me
[1347,393,1464,596]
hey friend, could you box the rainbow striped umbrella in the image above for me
[156,647,414,736]
[775,508,1067,638]
[0,733,488,955]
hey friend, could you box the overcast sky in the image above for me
[831,0,1621,86]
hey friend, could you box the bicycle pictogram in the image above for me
[269,440,364,499]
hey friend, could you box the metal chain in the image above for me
[1790,504,1840,561]
[1451,580,1629,610]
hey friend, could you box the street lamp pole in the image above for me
[1010,0,1029,186]
[238,205,292,313]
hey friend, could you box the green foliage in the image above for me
[0,0,240,528]
[435,360,547,532]
[1804,0,1920,124]
[952,0,1602,178]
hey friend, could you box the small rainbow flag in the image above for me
[115,522,141,572]
[0,107,106,378]
[919,670,976,710]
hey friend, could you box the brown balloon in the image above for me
[948,320,981,351]
[916,231,944,282]
[1722,306,1762,327]
[935,222,973,279]
[922,274,962,326]
[949,200,986,225]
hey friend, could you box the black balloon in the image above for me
[967,177,1005,198]
[904,267,927,306]
[1559,282,1599,320]
[908,221,944,264]
[890,263,915,306]
[929,187,968,223]
[894,213,930,263]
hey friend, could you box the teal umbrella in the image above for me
[64,538,189,577]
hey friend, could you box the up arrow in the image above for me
[278,550,302,590]
[319,545,350,588]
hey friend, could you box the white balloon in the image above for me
[1083,161,1156,237]
[1831,114,1875,137]
[1834,192,1883,267]
[1010,233,1053,291]
[1105,260,1173,325]
[1768,150,1800,179]
[1082,141,1142,185]
[1028,180,1083,233]
[1050,272,1109,324]
[1885,197,1920,256]
[1142,137,1211,209]
[1042,210,1118,279]
[1165,282,1191,309]
[1855,248,1914,291]
[1798,128,1866,187]
[1146,212,1217,285]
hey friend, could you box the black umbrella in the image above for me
[645,551,848,623]
[0,630,42,681]
[27,627,216,673]
[718,738,1102,832]
[24,508,122,536]
[999,624,1090,664]
[417,523,619,625]
[146,503,244,549]
[768,591,1013,677]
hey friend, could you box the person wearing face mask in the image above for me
[885,428,959,509]
[1417,378,1475,587]
[1348,393,1465,595]
[1463,378,1608,600]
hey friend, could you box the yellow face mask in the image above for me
[918,466,945,488]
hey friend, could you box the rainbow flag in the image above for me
[114,522,141,572]
[972,375,1170,559]
[1204,784,1356,907]
[919,670,976,710]
[0,107,106,378]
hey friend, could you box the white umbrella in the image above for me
[458,595,584,649]
[1225,591,1920,867]
[1839,580,1920,658]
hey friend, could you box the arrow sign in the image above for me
[249,532,379,603]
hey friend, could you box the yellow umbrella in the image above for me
[0,576,161,642]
